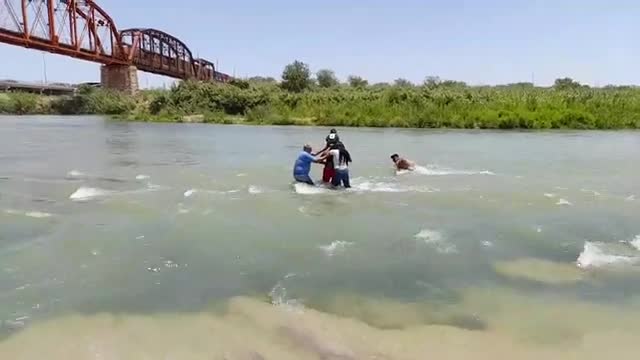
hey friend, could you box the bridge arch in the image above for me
[121,28,199,80]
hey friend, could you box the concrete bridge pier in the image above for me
[100,65,138,94]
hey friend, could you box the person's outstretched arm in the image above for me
[312,144,329,156]
[314,152,329,163]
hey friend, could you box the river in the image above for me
[0,115,639,359]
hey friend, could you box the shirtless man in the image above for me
[390,153,415,171]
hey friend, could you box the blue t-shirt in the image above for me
[293,151,315,177]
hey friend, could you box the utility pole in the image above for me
[531,72,535,86]
[42,52,48,84]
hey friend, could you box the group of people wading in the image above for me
[293,129,352,188]
[293,128,415,189]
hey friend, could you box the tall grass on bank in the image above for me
[2,81,640,129]
[0,87,135,116]
[139,81,640,129]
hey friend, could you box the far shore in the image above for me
[2,74,640,130]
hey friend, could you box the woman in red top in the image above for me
[316,129,340,183]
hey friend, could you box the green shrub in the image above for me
[10,92,39,114]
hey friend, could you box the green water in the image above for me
[0,116,639,359]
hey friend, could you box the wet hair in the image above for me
[330,128,337,134]
[339,144,352,165]
[390,153,399,159]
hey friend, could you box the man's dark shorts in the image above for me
[294,174,314,185]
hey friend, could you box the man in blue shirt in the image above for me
[293,144,327,185]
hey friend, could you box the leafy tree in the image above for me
[348,75,368,88]
[281,60,311,93]
[423,76,441,88]
[554,77,582,91]
[248,76,277,84]
[393,78,414,87]
[440,80,467,88]
[371,82,391,89]
[316,69,339,88]
[504,82,534,89]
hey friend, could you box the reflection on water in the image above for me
[104,121,139,168]
[0,116,639,358]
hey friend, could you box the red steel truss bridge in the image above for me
[0,0,231,91]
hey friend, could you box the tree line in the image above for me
[1,60,639,129]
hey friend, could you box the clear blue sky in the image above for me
[1,0,638,87]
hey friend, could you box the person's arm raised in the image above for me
[313,152,329,163]
[312,144,329,156]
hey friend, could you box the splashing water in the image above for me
[576,242,638,269]
[69,187,110,201]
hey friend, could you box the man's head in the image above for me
[390,154,400,163]
[330,128,337,134]
[303,144,312,153]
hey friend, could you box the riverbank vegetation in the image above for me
[2,60,640,129]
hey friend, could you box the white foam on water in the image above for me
[248,185,263,194]
[135,174,150,181]
[576,242,638,269]
[66,170,86,179]
[580,189,601,196]
[625,195,635,201]
[415,229,457,254]
[69,187,110,201]
[184,188,240,197]
[236,173,247,177]
[268,281,304,312]
[353,181,404,193]
[145,183,163,191]
[628,235,640,251]
[24,211,52,219]
[544,193,557,198]
[556,199,572,206]
[481,241,494,248]
[2,209,51,218]
[415,229,443,243]
[294,179,437,195]
[319,241,354,257]
[414,165,495,176]
[293,183,332,195]
[352,180,437,193]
